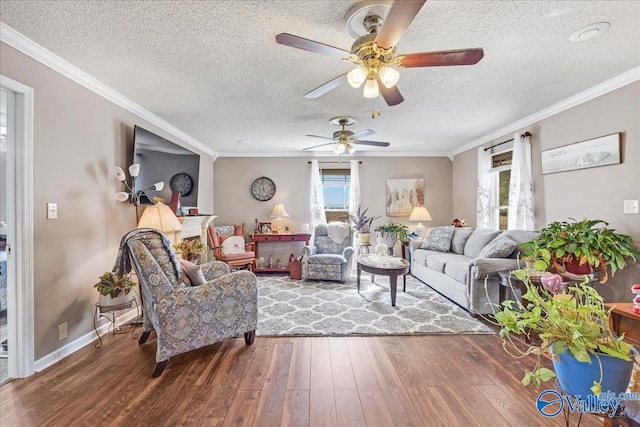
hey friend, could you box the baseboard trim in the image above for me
[33,308,140,373]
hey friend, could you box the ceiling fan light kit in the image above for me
[304,116,390,155]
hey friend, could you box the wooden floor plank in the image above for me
[309,337,337,427]
[253,342,294,427]
[282,389,310,427]
[328,337,356,389]
[287,336,311,390]
[334,388,367,426]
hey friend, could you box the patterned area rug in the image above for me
[256,275,493,336]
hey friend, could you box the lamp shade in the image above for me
[114,166,126,182]
[363,79,379,98]
[270,203,290,219]
[138,202,183,233]
[378,66,400,88]
[128,163,140,177]
[409,206,432,222]
[347,67,367,88]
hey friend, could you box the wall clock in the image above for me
[251,176,276,201]
[169,173,193,196]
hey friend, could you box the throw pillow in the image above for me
[178,258,206,286]
[450,227,475,255]
[478,234,519,258]
[463,229,502,258]
[420,226,455,252]
[222,236,245,254]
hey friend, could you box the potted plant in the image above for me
[493,269,637,397]
[521,239,551,271]
[94,272,136,306]
[349,207,380,244]
[528,218,639,283]
[374,220,409,252]
[173,238,205,263]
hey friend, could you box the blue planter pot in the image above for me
[552,348,636,398]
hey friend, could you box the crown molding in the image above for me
[215,151,452,159]
[451,66,640,157]
[0,23,216,158]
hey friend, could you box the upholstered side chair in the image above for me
[114,228,258,377]
[207,223,256,271]
[301,222,355,282]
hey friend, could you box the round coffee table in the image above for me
[356,254,410,306]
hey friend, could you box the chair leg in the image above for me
[244,330,256,345]
[152,360,169,378]
[138,330,151,345]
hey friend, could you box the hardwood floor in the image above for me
[0,332,605,426]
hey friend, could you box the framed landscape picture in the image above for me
[541,133,620,174]
[386,178,424,217]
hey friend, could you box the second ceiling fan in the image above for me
[276,0,484,106]
[304,116,390,155]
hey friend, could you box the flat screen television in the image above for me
[132,125,200,208]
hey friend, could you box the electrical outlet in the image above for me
[58,322,68,341]
[623,200,639,214]
[47,202,58,219]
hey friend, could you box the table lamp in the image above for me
[409,206,432,238]
[270,203,290,233]
[137,201,183,244]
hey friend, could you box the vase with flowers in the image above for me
[173,238,205,263]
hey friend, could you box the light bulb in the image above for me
[115,192,130,202]
[347,144,356,155]
[378,66,400,88]
[363,79,379,98]
[114,166,126,182]
[347,67,367,88]
[334,146,341,156]
[128,163,140,177]
[153,181,164,191]
[336,143,346,154]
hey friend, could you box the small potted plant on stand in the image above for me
[173,238,205,263]
[94,272,137,307]
[349,207,380,245]
[492,268,637,399]
[374,220,409,254]
[531,218,639,283]
[521,239,551,271]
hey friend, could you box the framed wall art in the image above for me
[541,133,621,175]
[386,178,424,217]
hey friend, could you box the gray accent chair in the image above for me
[301,223,355,282]
[115,229,258,377]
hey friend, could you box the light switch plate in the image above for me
[47,202,58,219]
[623,200,639,214]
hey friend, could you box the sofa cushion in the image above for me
[426,253,470,273]
[412,249,445,267]
[450,227,475,254]
[420,226,455,252]
[444,261,469,284]
[478,234,520,258]
[464,229,502,258]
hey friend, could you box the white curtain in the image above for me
[508,133,535,230]
[348,160,361,219]
[476,147,492,229]
[309,160,326,231]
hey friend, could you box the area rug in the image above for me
[256,275,493,336]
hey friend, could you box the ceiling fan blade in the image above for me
[400,48,484,68]
[303,142,336,151]
[379,82,404,106]
[305,73,348,98]
[352,129,376,139]
[354,140,391,147]
[374,0,426,49]
[275,33,349,58]
[305,134,334,141]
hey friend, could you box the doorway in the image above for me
[0,75,35,383]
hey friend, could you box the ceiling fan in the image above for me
[304,116,390,155]
[276,0,484,106]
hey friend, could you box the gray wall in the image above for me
[452,81,640,302]
[213,157,453,259]
[0,42,214,359]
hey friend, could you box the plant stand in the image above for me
[93,299,139,348]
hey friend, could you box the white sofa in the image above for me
[409,227,538,315]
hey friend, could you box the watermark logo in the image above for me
[536,390,639,418]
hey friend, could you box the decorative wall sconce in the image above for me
[114,164,164,206]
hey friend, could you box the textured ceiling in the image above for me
[1,1,639,157]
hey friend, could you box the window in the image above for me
[321,169,350,222]
[490,144,513,230]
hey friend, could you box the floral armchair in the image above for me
[114,229,258,377]
[301,223,355,282]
